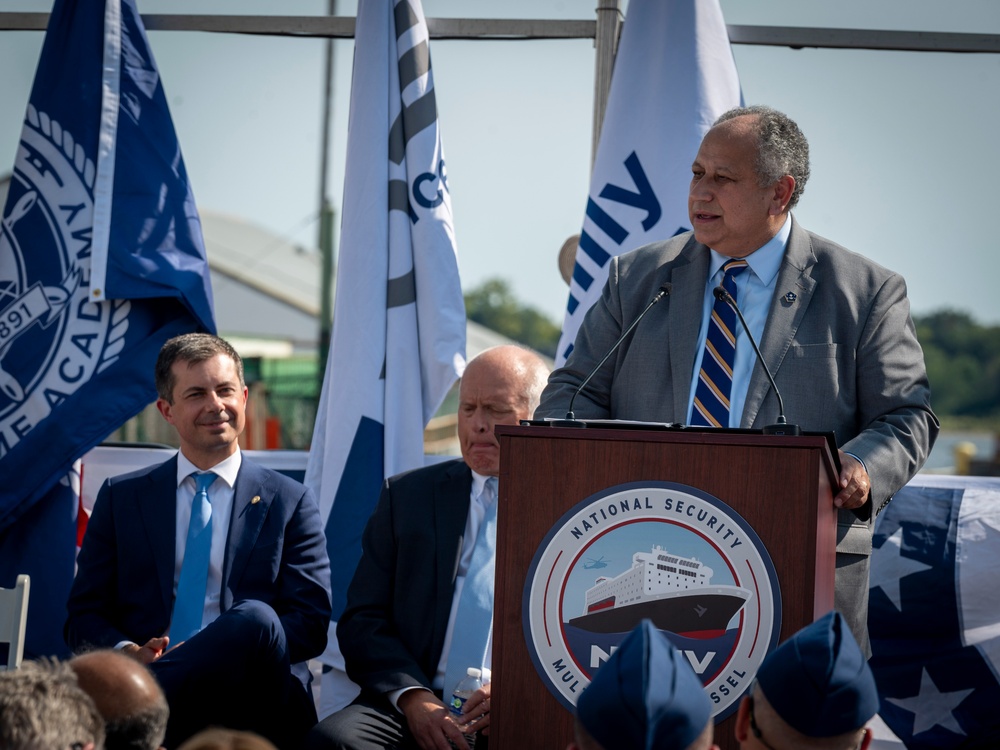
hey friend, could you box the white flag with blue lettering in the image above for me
[304,0,466,714]
[556,0,741,365]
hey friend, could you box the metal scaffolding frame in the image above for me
[5,8,998,356]
[2,13,1000,53]
[5,10,999,164]
[4,10,999,164]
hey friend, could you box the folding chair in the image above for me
[0,574,30,670]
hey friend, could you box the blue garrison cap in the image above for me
[755,611,879,737]
[576,620,711,750]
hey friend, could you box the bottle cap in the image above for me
[466,667,482,678]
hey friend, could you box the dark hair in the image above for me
[104,699,169,750]
[155,333,245,403]
[714,105,811,209]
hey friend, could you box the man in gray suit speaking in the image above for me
[536,105,938,652]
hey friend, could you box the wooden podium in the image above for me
[491,424,839,750]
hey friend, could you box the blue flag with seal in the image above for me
[869,474,1000,748]
[304,0,466,715]
[0,0,214,658]
[555,0,742,365]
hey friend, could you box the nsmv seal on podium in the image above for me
[522,480,781,721]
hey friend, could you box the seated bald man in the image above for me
[569,619,718,750]
[306,345,551,750]
[735,611,879,750]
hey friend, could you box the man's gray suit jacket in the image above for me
[537,218,938,645]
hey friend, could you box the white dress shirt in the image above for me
[174,449,241,631]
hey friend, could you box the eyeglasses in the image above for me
[747,694,780,750]
[747,691,866,750]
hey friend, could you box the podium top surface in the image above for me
[497,421,840,485]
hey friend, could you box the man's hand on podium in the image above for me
[835,451,871,511]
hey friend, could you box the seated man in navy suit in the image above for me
[66,333,332,749]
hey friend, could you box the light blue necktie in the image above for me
[691,259,749,428]
[169,472,214,644]
[444,476,498,694]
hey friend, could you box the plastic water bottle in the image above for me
[449,667,483,749]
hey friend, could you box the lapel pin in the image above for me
[783,292,797,303]
[251,495,261,505]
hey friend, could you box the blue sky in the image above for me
[1,0,998,327]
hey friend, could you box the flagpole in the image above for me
[317,0,336,378]
[591,0,621,171]
[556,0,743,366]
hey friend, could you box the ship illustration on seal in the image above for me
[568,545,752,637]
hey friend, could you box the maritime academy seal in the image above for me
[0,105,129,457]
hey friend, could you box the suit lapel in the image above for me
[668,241,710,421]
[139,457,180,619]
[432,461,474,649]
[743,217,817,427]
[223,460,272,607]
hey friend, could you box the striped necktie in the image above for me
[169,472,215,644]
[691,259,749,427]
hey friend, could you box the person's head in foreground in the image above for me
[175,728,278,750]
[0,657,105,750]
[735,610,879,750]
[70,649,169,750]
[568,619,718,750]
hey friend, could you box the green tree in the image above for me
[464,278,561,358]
[915,310,1000,422]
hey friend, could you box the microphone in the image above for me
[565,283,672,421]
[713,285,800,436]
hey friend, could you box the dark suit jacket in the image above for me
[537,218,939,555]
[65,455,332,669]
[337,459,473,696]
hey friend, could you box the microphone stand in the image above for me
[713,286,800,435]
[559,283,673,424]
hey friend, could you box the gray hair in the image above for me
[714,105,810,209]
[0,658,105,750]
[465,345,551,418]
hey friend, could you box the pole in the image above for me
[591,0,621,171]
[317,0,336,385]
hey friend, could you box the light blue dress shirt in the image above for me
[686,217,791,427]
[390,469,493,708]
